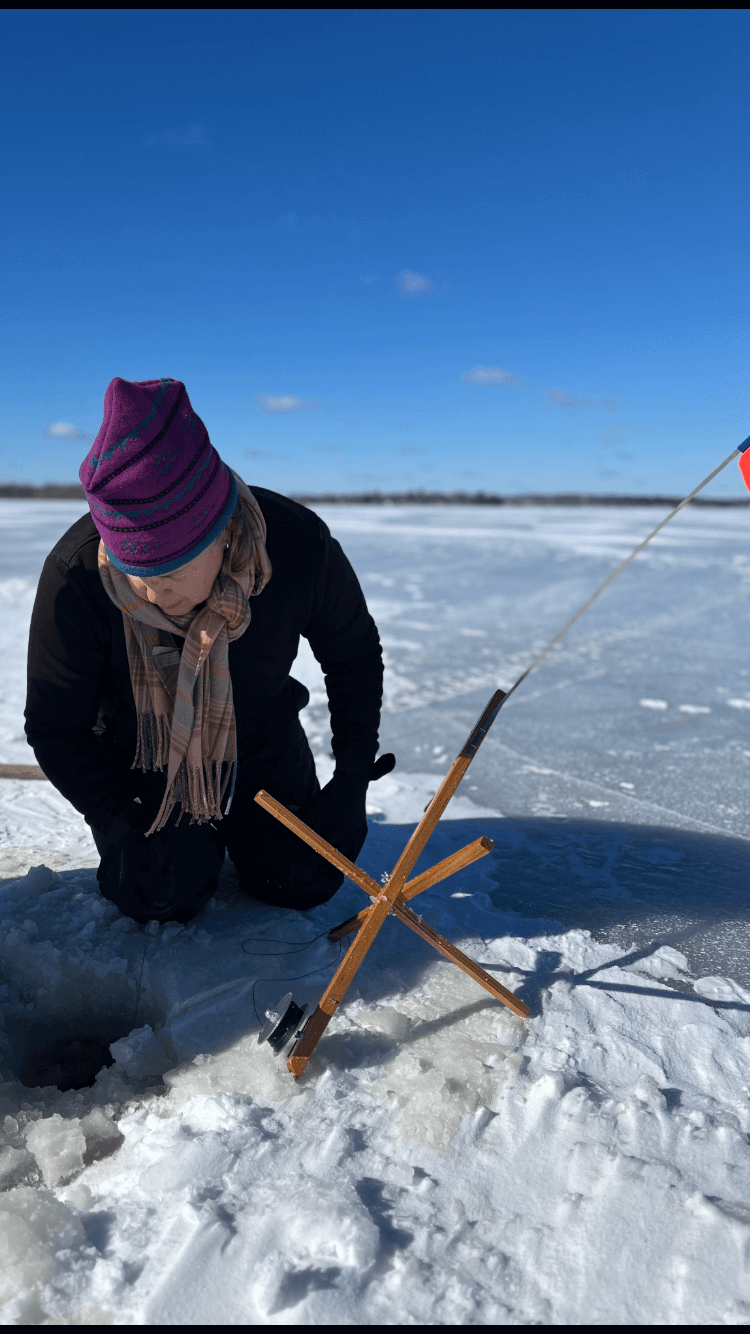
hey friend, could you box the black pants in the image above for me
[93,718,332,924]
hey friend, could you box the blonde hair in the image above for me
[221,494,260,577]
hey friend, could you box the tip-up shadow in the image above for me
[361,815,749,994]
[477,816,750,987]
[506,946,750,1016]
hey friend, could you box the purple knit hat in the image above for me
[80,377,237,576]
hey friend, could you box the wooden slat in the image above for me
[384,690,506,897]
[381,755,472,899]
[326,837,494,943]
[0,765,46,780]
[402,835,494,901]
[253,791,381,899]
[326,909,370,944]
[459,688,507,758]
[287,1005,335,1078]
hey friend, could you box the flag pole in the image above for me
[500,436,750,707]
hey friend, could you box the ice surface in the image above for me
[0,500,749,1323]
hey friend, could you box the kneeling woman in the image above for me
[25,376,390,923]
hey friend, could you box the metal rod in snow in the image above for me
[501,439,750,706]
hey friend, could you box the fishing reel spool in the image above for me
[257,992,309,1056]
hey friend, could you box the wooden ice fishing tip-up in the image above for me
[254,687,530,1080]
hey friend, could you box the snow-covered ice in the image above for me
[0,499,749,1324]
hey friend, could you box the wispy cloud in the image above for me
[398,269,435,295]
[256,395,319,414]
[595,428,639,462]
[145,123,211,148]
[242,448,288,459]
[400,445,428,455]
[462,366,522,386]
[547,389,620,411]
[596,425,638,447]
[45,421,91,441]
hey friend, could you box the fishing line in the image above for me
[131,929,148,1028]
[500,443,749,707]
[241,927,344,1026]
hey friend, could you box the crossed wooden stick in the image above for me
[254,688,530,1079]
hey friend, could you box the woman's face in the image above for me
[126,536,226,615]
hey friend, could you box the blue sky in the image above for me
[2,8,749,496]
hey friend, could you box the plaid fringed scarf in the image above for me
[98,478,271,835]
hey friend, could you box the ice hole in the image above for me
[0,904,166,1096]
[21,1034,115,1093]
[3,973,166,1091]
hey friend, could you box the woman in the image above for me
[25,376,391,924]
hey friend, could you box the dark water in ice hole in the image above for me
[20,1034,116,1092]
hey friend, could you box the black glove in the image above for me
[370,753,396,781]
[95,798,152,846]
[299,774,367,863]
[95,803,154,922]
[238,754,397,911]
[95,802,222,924]
[292,752,397,895]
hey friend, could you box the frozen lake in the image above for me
[0,497,749,1324]
[306,502,750,985]
[6,498,749,835]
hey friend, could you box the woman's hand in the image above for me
[292,753,396,893]
[299,773,368,864]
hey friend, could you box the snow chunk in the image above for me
[639,698,668,710]
[694,976,750,1004]
[1,863,54,902]
[631,946,691,981]
[109,1025,171,1081]
[79,1105,123,1159]
[25,1115,86,1187]
[0,1144,34,1190]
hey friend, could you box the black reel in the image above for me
[257,992,310,1056]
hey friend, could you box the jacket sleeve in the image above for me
[304,529,383,782]
[24,553,132,828]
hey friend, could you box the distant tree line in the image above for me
[0,483,86,499]
[290,490,748,507]
[0,482,746,507]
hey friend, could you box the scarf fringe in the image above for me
[133,711,172,773]
[146,757,237,836]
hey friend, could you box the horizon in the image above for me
[1,481,747,508]
[2,10,750,498]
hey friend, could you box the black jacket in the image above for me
[25,487,383,829]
